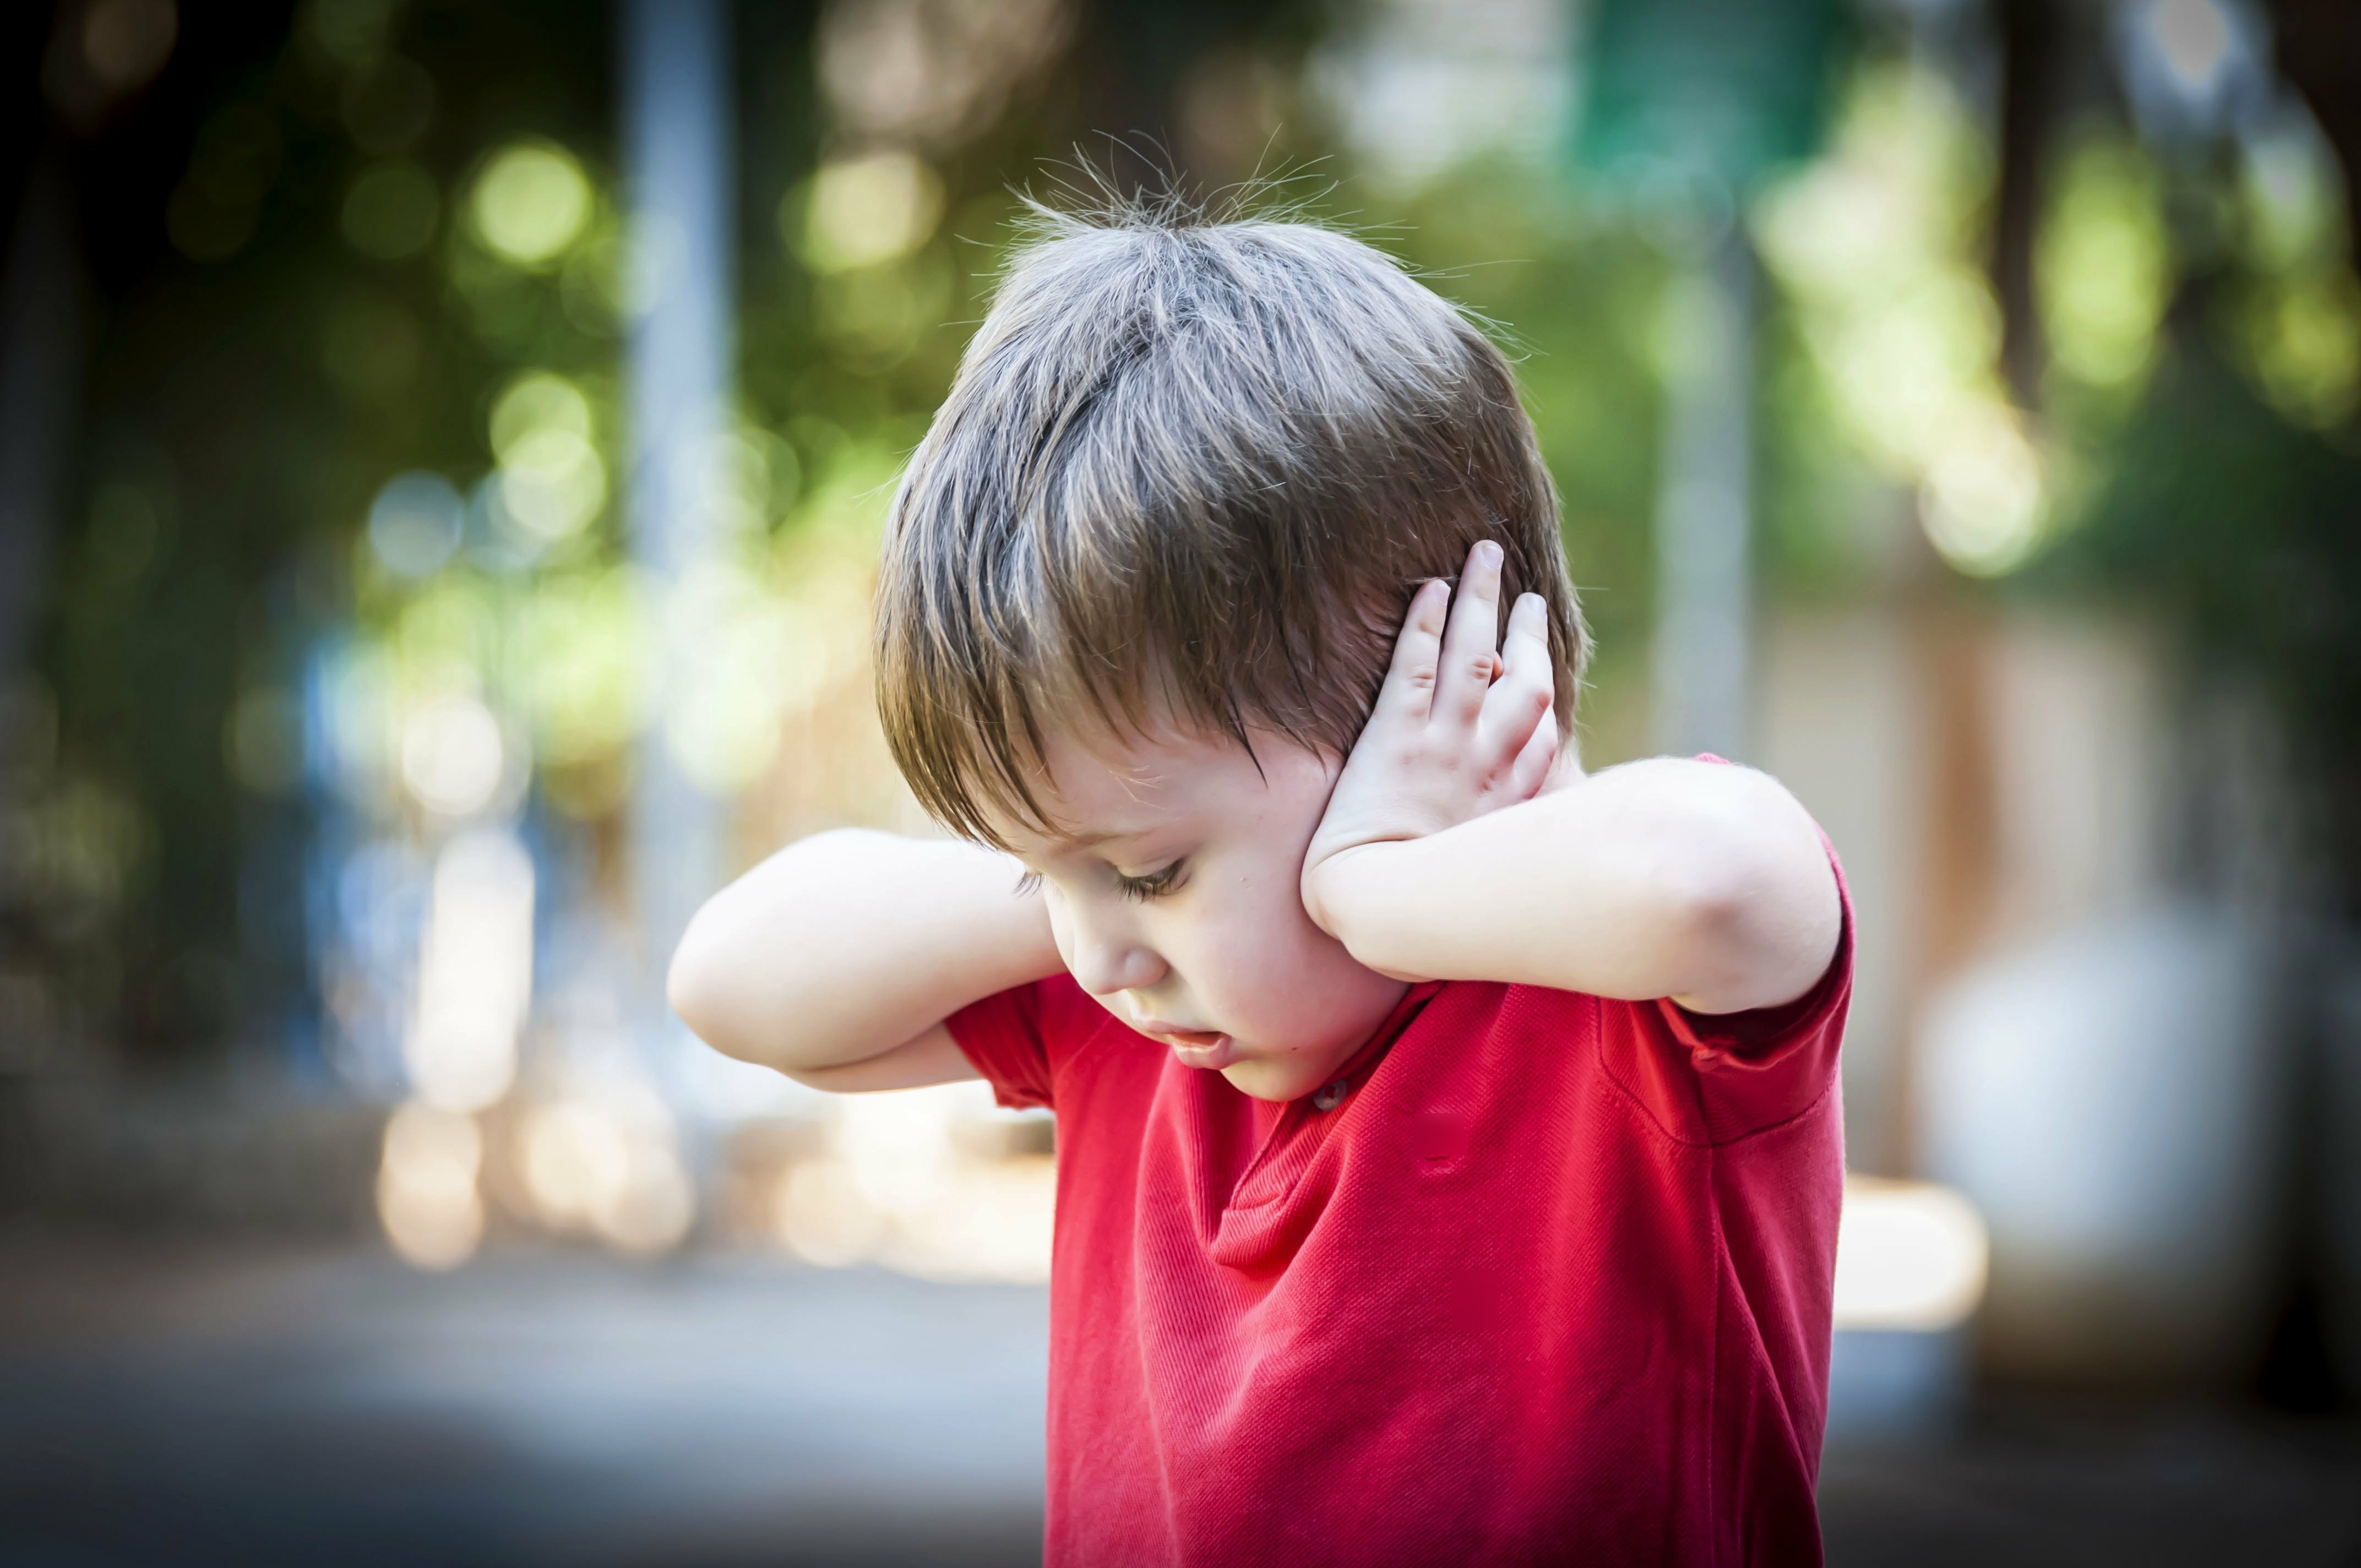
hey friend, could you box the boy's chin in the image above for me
[1217,1053,1347,1104]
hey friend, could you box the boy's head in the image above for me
[877,199,1588,1098]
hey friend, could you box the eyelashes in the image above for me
[1114,858,1188,902]
[1014,859,1190,902]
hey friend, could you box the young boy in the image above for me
[668,206,1850,1565]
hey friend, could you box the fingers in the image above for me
[1435,541,1504,725]
[1507,701,1559,799]
[1498,589,1551,683]
[1378,576,1451,723]
[1477,590,1555,761]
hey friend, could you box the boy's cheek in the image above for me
[1217,938,1397,1060]
[1200,923,1314,1013]
[1040,896,1076,973]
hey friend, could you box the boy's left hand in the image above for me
[1301,540,1560,935]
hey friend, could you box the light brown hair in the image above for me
[875,197,1589,846]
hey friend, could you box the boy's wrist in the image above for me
[1299,837,1400,945]
[1301,837,1450,984]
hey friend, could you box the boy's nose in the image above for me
[1066,927,1167,998]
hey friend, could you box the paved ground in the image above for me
[1821,1398,2361,1566]
[0,1233,1047,1566]
[1,1229,2355,1566]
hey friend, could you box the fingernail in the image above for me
[1481,541,1503,566]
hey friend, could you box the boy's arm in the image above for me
[1300,544,1840,1014]
[667,829,1064,1089]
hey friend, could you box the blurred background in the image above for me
[3,0,2359,1562]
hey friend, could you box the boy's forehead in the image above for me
[989,726,1265,853]
[1011,731,1214,836]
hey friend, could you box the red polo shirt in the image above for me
[948,853,1851,1567]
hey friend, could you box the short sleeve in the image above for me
[945,982,1058,1110]
[944,972,1113,1112]
[1601,836,1854,1146]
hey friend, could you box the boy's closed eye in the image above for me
[1113,858,1189,902]
[1008,857,1191,901]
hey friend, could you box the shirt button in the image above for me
[1312,1080,1349,1112]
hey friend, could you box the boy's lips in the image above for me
[1139,1021,1236,1069]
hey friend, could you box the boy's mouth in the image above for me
[1139,1021,1236,1069]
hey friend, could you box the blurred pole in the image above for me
[1574,0,1836,763]
[624,0,732,1035]
[1650,226,1754,761]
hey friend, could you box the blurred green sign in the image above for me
[1573,0,1847,198]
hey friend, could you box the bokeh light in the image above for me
[498,429,606,541]
[1921,405,2046,578]
[816,0,1073,146]
[2136,0,2237,102]
[2243,276,2361,426]
[2232,122,2361,428]
[774,1158,888,1267]
[488,370,593,459]
[517,1084,695,1253]
[398,694,505,818]
[1833,1176,1991,1333]
[2038,139,2172,390]
[659,554,846,794]
[792,151,945,273]
[366,471,463,578]
[376,1099,485,1270]
[1756,63,2053,575]
[812,253,952,368]
[403,829,534,1113]
[764,1085,1056,1283]
[469,140,594,268]
[512,565,646,772]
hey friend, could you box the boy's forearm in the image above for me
[1307,760,1839,1013]
[667,829,1063,1074]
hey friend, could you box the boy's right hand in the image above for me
[1300,540,1562,937]
[1290,538,1838,1012]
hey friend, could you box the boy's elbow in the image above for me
[665,908,747,1060]
[665,952,721,1054]
[1654,852,1749,972]
[1662,790,1836,1011]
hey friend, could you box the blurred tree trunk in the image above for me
[0,157,78,683]
[1988,0,2057,410]
[0,3,69,681]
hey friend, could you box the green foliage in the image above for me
[38,0,618,1055]
[2042,339,2361,900]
